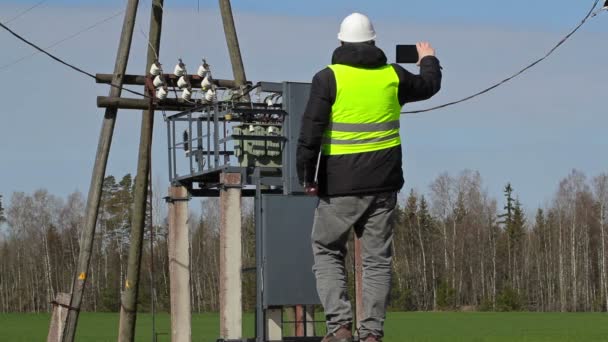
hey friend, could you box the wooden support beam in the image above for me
[118,0,164,340]
[62,1,140,340]
[96,96,282,113]
[219,0,249,101]
[295,305,305,337]
[96,96,193,111]
[96,73,240,88]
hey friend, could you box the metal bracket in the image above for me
[220,183,243,190]
[163,196,190,203]
[50,300,80,312]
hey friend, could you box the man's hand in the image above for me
[416,42,435,66]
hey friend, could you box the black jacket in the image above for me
[296,43,442,196]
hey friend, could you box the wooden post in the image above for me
[354,237,363,332]
[295,305,304,337]
[219,172,242,339]
[62,1,140,341]
[167,186,191,342]
[118,0,164,340]
[218,0,250,101]
[47,293,70,342]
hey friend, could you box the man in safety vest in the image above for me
[296,12,442,342]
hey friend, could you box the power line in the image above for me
[138,0,165,61]
[402,0,605,115]
[0,10,125,72]
[0,2,603,107]
[0,20,148,98]
[139,27,159,61]
[3,0,48,24]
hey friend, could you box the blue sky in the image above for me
[0,0,607,212]
[4,0,602,28]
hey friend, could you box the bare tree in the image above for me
[593,174,608,311]
[0,194,6,224]
[3,169,608,313]
[430,173,454,291]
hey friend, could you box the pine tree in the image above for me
[533,208,548,310]
[498,183,516,287]
[418,195,437,309]
[511,199,526,291]
[499,183,515,227]
[512,200,526,242]
[0,194,6,224]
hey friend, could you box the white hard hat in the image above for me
[338,13,376,43]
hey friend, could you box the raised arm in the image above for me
[393,42,442,105]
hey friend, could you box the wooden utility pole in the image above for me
[167,186,191,342]
[218,0,249,101]
[62,1,140,340]
[118,0,164,340]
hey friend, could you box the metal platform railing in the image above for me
[164,101,287,189]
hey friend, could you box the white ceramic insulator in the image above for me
[156,87,168,100]
[249,125,255,132]
[174,63,186,77]
[204,88,216,102]
[267,126,276,134]
[149,62,162,76]
[182,88,193,101]
[153,75,164,87]
[197,64,208,78]
[201,75,213,91]
[177,76,189,89]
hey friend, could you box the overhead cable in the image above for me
[138,0,166,61]
[0,1,603,106]
[0,10,125,72]
[402,0,605,115]
[0,20,148,98]
[3,0,48,24]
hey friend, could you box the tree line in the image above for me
[0,169,607,313]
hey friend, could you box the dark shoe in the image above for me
[322,325,353,342]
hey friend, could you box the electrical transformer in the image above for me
[233,124,283,167]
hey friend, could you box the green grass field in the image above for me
[2,312,608,342]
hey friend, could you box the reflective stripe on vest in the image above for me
[322,64,402,156]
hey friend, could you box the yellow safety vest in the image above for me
[322,64,402,156]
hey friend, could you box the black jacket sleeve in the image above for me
[392,56,442,105]
[296,68,335,184]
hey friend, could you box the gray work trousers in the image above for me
[311,191,397,339]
